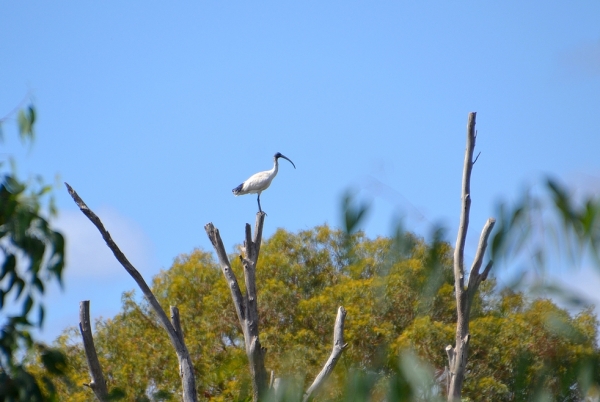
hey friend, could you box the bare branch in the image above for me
[241,213,266,343]
[454,113,477,288]
[467,218,496,291]
[131,301,161,330]
[66,183,198,402]
[205,222,246,324]
[252,212,266,262]
[240,224,258,314]
[66,183,177,342]
[242,223,259,325]
[445,345,455,369]
[171,306,184,344]
[241,255,258,322]
[79,301,108,401]
[303,307,348,402]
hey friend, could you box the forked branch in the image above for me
[204,222,247,330]
[447,113,495,401]
[205,212,268,402]
[466,218,496,306]
[66,183,198,402]
[206,214,347,402]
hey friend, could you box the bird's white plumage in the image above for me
[232,152,295,212]
[236,164,278,195]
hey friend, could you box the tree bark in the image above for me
[79,301,109,401]
[205,212,268,402]
[447,113,495,401]
[66,183,198,402]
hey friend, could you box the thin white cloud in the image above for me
[54,207,158,281]
[36,207,160,343]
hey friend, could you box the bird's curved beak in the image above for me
[278,154,296,169]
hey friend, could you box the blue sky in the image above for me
[2,2,600,342]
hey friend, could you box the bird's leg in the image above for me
[257,194,262,213]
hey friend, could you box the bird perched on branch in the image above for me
[232,152,296,213]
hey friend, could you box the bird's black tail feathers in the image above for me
[232,183,243,195]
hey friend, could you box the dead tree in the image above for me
[79,301,109,401]
[205,214,268,400]
[205,213,348,402]
[446,113,496,400]
[66,183,199,402]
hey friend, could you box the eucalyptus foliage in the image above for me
[44,225,600,401]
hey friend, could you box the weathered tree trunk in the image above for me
[447,113,495,401]
[79,301,109,401]
[205,213,268,401]
[66,183,198,402]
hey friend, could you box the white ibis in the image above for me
[232,152,296,213]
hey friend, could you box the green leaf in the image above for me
[28,105,36,126]
[33,277,44,293]
[40,348,67,375]
[37,304,45,327]
[14,277,25,300]
[1,254,16,280]
[22,295,34,316]
[17,105,36,143]
[107,388,127,400]
[6,270,16,292]
[4,174,26,194]
[547,177,574,224]
[342,191,370,234]
[36,185,52,197]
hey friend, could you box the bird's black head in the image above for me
[274,152,296,169]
